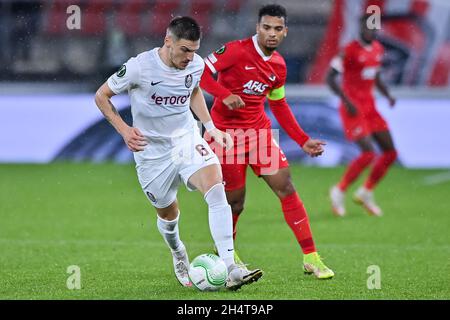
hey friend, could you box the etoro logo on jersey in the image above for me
[242,80,269,96]
[151,92,191,105]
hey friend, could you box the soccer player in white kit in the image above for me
[94,16,262,290]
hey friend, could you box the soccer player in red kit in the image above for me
[327,15,397,217]
[200,4,334,279]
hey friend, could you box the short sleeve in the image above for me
[203,41,241,75]
[330,55,344,73]
[107,57,140,94]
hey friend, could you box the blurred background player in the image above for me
[94,16,262,290]
[327,15,398,217]
[201,4,334,279]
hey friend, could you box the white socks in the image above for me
[157,184,236,270]
[157,212,183,254]
[204,183,235,269]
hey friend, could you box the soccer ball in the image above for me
[188,253,228,291]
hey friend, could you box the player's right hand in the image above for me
[343,98,358,117]
[122,126,147,152]
[208,128,234,150]
[388,95,396,108]
[302,139,326,157]
[223,94,245,110]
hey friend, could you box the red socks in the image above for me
[232,193,316,255]
[364,150,397,190]
[281,192,316,254]
[338,152,376,191]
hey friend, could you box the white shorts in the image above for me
[135,130,220,208]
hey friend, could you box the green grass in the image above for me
[0,163,449,299]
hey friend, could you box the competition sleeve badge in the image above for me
[116,64,126,77]
[215,45,226,55]
[185,74,193,88]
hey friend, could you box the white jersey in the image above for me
[107,48,205,161]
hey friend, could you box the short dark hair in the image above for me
[167,16,201,41]
[258,4,288,25]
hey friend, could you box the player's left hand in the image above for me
[208,128,234,150]
[388,96,396,108]
[302,139,326,157]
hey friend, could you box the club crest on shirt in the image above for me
[185,74,193,88]
[116,64,126,77]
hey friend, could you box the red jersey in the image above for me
[341,40,384,103]
[202,35,287,130]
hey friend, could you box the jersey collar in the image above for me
[252,35,272,61]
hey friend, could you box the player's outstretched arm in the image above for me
[268,96,325,157]
[375,72,396,107]
[94,82,147,152]
[190,87,233,150]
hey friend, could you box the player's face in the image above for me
[256,15,287,52]
[360,21,376,44]
[167,37,200,70]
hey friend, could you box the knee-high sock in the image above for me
[205,183,235,269]
[338,152,376,191]
[157,212,183,253]
[364,150,397,190]
[281,192,316,254]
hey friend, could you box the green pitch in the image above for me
[0,163,449,299]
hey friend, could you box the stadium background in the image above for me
[1,0,449,167]
[0,0,449,300]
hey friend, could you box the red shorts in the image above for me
[205,128,289,191]
[339,97,389,141]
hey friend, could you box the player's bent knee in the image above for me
[384,150,398,163]
[276,182,296,199]
[204,183,229,209]
[361,151,376,163]
[192,164,223,194]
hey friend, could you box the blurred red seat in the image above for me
[224,0,243,13]
[116,0,148,36]
[148,0,182,36]
[82,1,115,36]
[428,43,450,87]
[44,0,75,35]
[190,0,215,13]
[189,0,215,34]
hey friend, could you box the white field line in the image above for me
[423,171,450,185]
